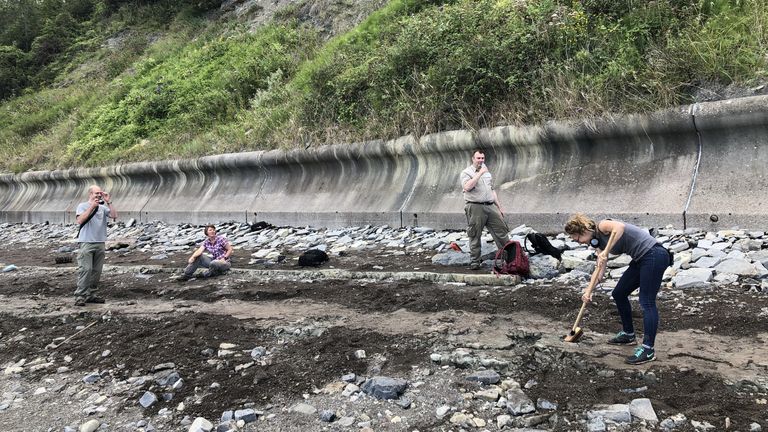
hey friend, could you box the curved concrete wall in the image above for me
[1,96,766,231]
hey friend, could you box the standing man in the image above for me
[460,149,510,270]
[75,185,117,306]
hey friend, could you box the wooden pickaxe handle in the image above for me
[570,262,604,331]
[51,321,98,349]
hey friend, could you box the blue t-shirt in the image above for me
[76,202,110,243]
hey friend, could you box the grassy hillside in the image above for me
[1,0,767,172]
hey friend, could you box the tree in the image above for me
[0,45,27,100]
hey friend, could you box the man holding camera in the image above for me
[74,185,117,306]
[460,149,509,270]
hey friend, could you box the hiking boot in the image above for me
[607,331,637,345]
[202,270,213,278]
[85,296,105,304]
[626,346,656,365]
[74,298,86,307]
[469,262,482,270]
[175,274,192,282]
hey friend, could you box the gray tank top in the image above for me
[595,220,658,261]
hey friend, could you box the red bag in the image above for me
[493,240,530,277]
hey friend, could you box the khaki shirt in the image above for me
[460,165,495,203]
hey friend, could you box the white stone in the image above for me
[713,273,739,284]
[436,405,451,419]
[587,404,632,423]
[691,256,722,269]
[714,259,757,276]
[608,254,632,268]
[672,268,713,289]
[629,398,658,422]
[609,266,629,279]
[497,414,511,429]
[79,420,101,432]
[188,417,213,432]
[290,403,317,415]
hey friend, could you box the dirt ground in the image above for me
[1,242,768,431]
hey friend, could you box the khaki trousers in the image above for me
[465,203,509,264]
[75,242,105,299]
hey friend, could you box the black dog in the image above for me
[250,220,275,232]
[298,249,329,267]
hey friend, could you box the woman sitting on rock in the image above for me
[178,225,233,281]
[564,213,671,365]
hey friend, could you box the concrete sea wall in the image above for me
[1,96,767,232]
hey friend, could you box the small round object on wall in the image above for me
[709,214,719,222]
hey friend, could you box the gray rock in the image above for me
[448,349,478,369]
[465,370,501,385]
[337,416,355,427]
[360,376,408,400]
[431,251,471,266]
[672,268,713,289]
[250,347,267,359]
[660,413,687,430]
[630,398,658,422]
[319,409,336,422]
[152,362,175,372]
[234,408,257,423]
[588,416,606,432]
[290,403,317,415]
[139,391,158,408]
[435,405,451,419]
[690,420,716,431]
[216,421,237,432]
[528,254,561,279]
[396,396,412,409]
[747,249,768,268]
[714,258,758,276]
[155,370,181,387]
[189,417,213,432]
[79,420,100,432]
[536,398,557,410]
[82,372,101,384]
[587,404,631,423]
[220,411,233,422]
[505,389,535,416]
[341,373,356,382]
[608,254,632,268]
[691,256,722,269]
[669,242,690,253]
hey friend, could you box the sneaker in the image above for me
[626,346,656,365]
[175,274,192,282]
[74,298,86,306]
[85,296,105,304]
[469,262,482,270]
[201,270,213,278]
[607,331,637,345]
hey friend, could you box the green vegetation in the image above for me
[1,0,767,172]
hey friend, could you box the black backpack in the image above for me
[298,249,329,267]
[524,233,563,261]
